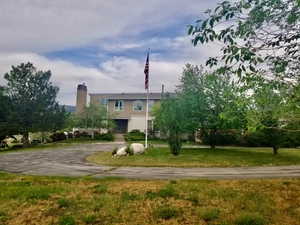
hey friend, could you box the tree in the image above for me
[4,62,67,145]
[0,87,15,145]
[188,0,300,83]
[152,95,188,155]
[246,78,287,154]
[71,104,114,137]
[178,64,247,149]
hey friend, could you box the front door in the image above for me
[114,119,128,133]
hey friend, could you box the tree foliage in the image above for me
[3,62,67,144]
[188,0,300,82]
[178,64,247,149]
[152,95,188,155]
[70,104,115,133]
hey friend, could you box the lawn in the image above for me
[88,147,300,167]
[0,172,299,225]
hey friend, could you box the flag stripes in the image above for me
[144,51,149,90]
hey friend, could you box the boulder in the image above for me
[130,143,145,155]
[114,146,128,157]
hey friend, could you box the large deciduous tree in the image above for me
[246,78,287,154]
[188,0,300,83]
[4,62,67,145]
[178,64,247,149]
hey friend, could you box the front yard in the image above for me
[88,147,300,167]
[0,172,299,225]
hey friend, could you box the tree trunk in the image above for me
[272,146,279,155]
[22,132,30,146]
[210,129,217,150]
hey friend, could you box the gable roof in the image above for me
[89,92,162,100]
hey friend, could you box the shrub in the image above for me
[234,213,265,225]
[58,215,76,225]
[31,139,41,145]
[50,132,67,142]
[94,132,114,141]
[200,208,220,222]
[153,206,180,220]
[124,130,145,141]
[199,129,242,146]
[10,144,23,150]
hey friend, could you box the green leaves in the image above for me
[188,0,300,82]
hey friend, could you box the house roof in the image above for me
[89,92,162,100]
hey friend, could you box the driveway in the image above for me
[1,142,300,179]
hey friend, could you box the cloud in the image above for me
[0,1,222,105]
[0,0,216,53]
[0,52,183,105]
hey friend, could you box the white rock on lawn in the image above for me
[130,143,145,155]
[114,146,128,156]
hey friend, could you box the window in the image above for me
[99,98,107,105]
[133,100,143,111]
[115,100,124,111]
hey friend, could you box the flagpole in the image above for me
[145,87,149,149]
[144,49,150,149]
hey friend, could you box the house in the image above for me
[76,83,162,133]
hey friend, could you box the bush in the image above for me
[10,144,23,150]
[124,130,145,141]
[50,132,67,142]
[153,206,180,220]
[199,129,242,146]
[94,132,114,141]
[234,213,265,225]
[74,131,90,138]
[31,139,41,145]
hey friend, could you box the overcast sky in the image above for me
[0,0,220,105]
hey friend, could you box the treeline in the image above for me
[153,65,300,155]
[154,0,300,156]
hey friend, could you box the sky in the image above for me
[0,0,220,105]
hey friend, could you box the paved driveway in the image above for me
[1,142,300,179]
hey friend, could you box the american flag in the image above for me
[144,51,149,90]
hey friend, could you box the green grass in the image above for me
[0,172,300,225]
[88,146,300,167]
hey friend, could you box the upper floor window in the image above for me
[133,100,143,111]
[115,100,124,111]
